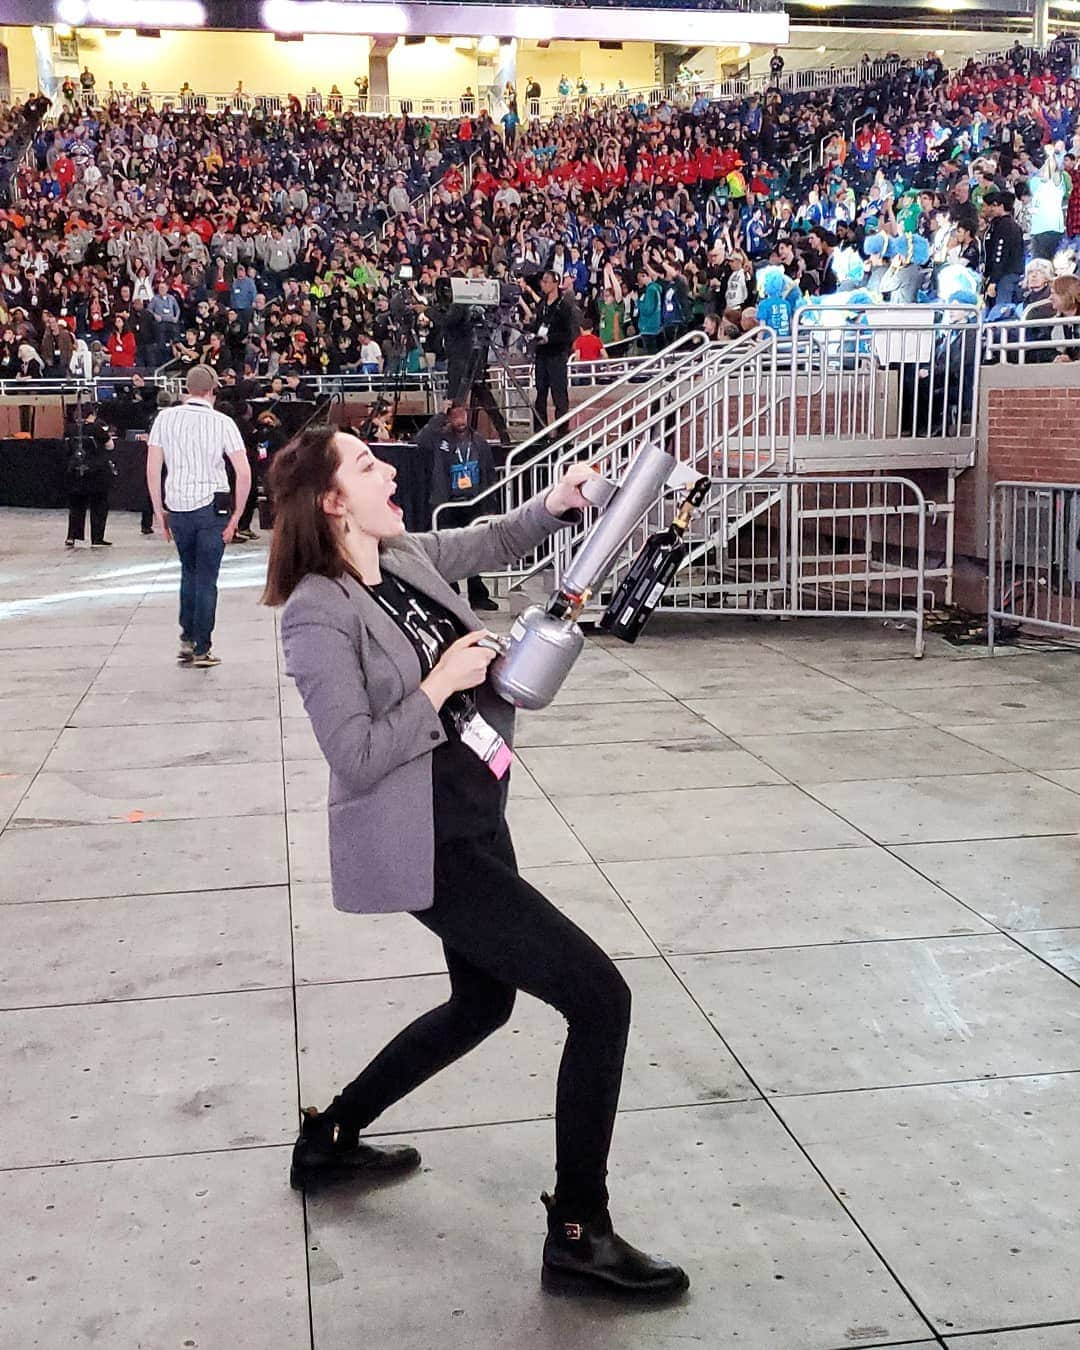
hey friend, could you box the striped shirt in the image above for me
[149,397,246,513]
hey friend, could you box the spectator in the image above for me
[105,314,136,370]
[1049,273,1080,360]
[983,189,1026,315]
[570,319,606,363]
[1031,156,1067,260]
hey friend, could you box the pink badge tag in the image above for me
[488,742,514,779]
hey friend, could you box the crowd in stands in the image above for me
[3,35,1080,408]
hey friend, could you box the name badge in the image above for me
[455,707,513,779]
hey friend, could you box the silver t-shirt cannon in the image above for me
[486,442,678,710]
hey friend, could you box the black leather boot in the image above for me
[540,1192,690,1299]
[289,1107,421,1192]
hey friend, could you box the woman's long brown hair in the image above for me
[260,424,345,606]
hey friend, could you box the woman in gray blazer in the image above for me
[264,425,689,1301]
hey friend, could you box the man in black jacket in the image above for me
[982,190,1025,314]
[418,401,499,610]
[64,405,115,548]
[524,269,573,433]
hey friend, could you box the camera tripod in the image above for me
[450,320,535,448]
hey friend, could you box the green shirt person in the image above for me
[599,294,623,345]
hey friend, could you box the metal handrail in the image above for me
[431,329,780,594]
[496,329,712,480]
[988,479,1080,653]
[549,333,783,592]
[431,329,707,530]
[982,312,1080,364]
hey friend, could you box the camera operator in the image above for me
[417,399,499,611]
[64,403,115,549]
[521,270,573,432]
[439,282,512,444]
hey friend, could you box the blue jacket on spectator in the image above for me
[231,275,257,311]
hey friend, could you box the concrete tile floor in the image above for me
[3,508,1080,1348]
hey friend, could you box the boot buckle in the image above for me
[563,1222,583,1241]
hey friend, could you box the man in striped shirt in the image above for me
[146,365,251,668]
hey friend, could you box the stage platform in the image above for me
[2,506,1080,1350]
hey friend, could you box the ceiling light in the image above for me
[262,0,408,34]
[816,44,827,53]
[56,0,206,23]
[512,11,554,41]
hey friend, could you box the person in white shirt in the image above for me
[146,365,251,667]
[70,339,93,383]
[359,335,383,374]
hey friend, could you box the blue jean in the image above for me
[169,503,226,655]
[990,273,1022,312]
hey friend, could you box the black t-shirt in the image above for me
[362,571,506,844]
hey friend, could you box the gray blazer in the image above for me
[280,492,569,915]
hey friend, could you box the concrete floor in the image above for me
[3,507,1080,1350]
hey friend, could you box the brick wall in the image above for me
[956,364,1080,560]
[985,385,1080,484]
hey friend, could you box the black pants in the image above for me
[441,496,495,606]
[238,449,261,531]
[533,350,569,432]
[67,489,109,543]
[326,828,631,1216]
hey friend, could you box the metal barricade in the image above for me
[988,481,1080,651]
[601,474,930,657]
[787,304,980,472]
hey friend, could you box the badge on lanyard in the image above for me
[449,699,513,779]
[452,451,480,496]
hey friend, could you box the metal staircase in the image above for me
[433,328,785,596]
[435,325,937,654]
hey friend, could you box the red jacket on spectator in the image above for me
[695,147,719,181]
[105,330,136,368]
[54,155,76,194]
[717,148,743,177]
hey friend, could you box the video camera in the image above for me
[434,276,522,309]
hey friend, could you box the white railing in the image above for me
[982,311,1080,365]
[0,368,445,400]
[988,481,1080,652]
[786,303,982,471]
[0,372,181,399]
[69,87,495,121]
[550,331,784,602]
